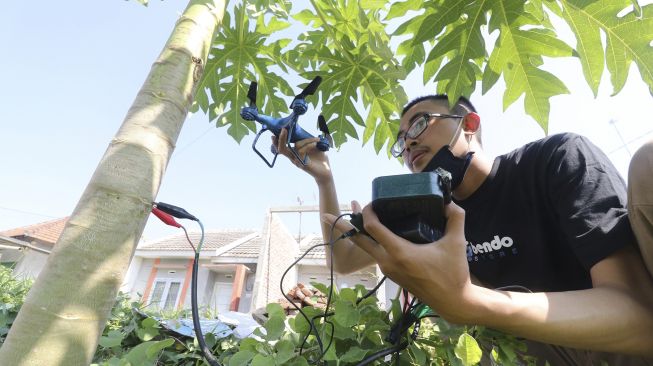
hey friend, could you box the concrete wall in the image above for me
[251,213,299,310]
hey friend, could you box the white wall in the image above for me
[12,250,49,279]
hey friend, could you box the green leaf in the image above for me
[454,333,482,366]
[264,315,285,341]
[145,338,174,358]
[274,339,295,365]
[289,306,322,334]
[333,301,361,327]
[136,317,160,341]
[410,343,427,364]
[252,354,274,366]
[266,302,286,320]
[255,15,291,35]
[229,350,256,366]
[554,1,604,96]
[194,5,294,143]
[339,287,358,303]
[485,1,572,131]
[286,357,310,366]
[99,330,124,348]
[555,0,653,96]
[293,9,322,27]
[340,346,369,362]
[123,339,174,366]
[386,0,422,21]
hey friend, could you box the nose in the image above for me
[404,137,419,152]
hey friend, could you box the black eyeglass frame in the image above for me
[390,113,463,158]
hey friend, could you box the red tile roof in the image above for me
[0,217,68,245]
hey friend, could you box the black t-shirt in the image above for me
[456,133,636,292]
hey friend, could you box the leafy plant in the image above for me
[191,0,652,156]
[0,266,32,345]
[0,266,536,365]
[224,283,536,365]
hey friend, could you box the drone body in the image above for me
[239,77,332,167]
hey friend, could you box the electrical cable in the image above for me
[152,203,421,366]
[188,219,221,366]
[355,341,409,366]
[278,213,353,364]
[151,203,221,366]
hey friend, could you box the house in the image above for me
[0,205,396,313]
[0,217,67,278]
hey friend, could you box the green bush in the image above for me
[0,266,32,345]
[0,266,534,365]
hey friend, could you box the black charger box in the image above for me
[350,171,448,244]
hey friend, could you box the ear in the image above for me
[463,112,480,134]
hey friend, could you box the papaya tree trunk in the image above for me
[0,1,225,364]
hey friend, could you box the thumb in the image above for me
[442,202,466,241]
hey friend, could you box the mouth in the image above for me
[409,150,428,168]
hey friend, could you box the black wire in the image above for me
[355,341,409,366]
[356,276,387,305]
[279,212,383,365]
[310,213,352,361]
[278,212,413,365]
[186,221,221,366]
[280,241,330,362]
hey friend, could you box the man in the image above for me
[275,95,653,364]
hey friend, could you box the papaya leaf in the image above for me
[555,0,653,96]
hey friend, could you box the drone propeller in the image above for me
[289,76,322,108]
[318,115,334,148]
[247,81,258,107]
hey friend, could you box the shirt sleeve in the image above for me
[545,133,636,270]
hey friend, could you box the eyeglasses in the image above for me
[390,113,463,158]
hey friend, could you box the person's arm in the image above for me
[275,129,376,274]
[463,245,653,356]
[326,202,653,356]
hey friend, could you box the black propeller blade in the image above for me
[318,114,334,147]
[318,115,329,135]
[247,81,258,106]
[289,76,322,108]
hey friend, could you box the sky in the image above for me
[1,1,652,243]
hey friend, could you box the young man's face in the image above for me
[398,99,462,173]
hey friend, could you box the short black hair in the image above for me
[401,94,477,117]
[401,94,482,146]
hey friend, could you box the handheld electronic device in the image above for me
[350,168,452,244]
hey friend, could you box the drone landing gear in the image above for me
[252,123,310,168]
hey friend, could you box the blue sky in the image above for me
[1,1,652,242]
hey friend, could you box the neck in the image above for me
[452,150,493,200]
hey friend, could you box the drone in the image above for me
[239,76,333,167]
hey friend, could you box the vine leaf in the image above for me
[454,332,482,366]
